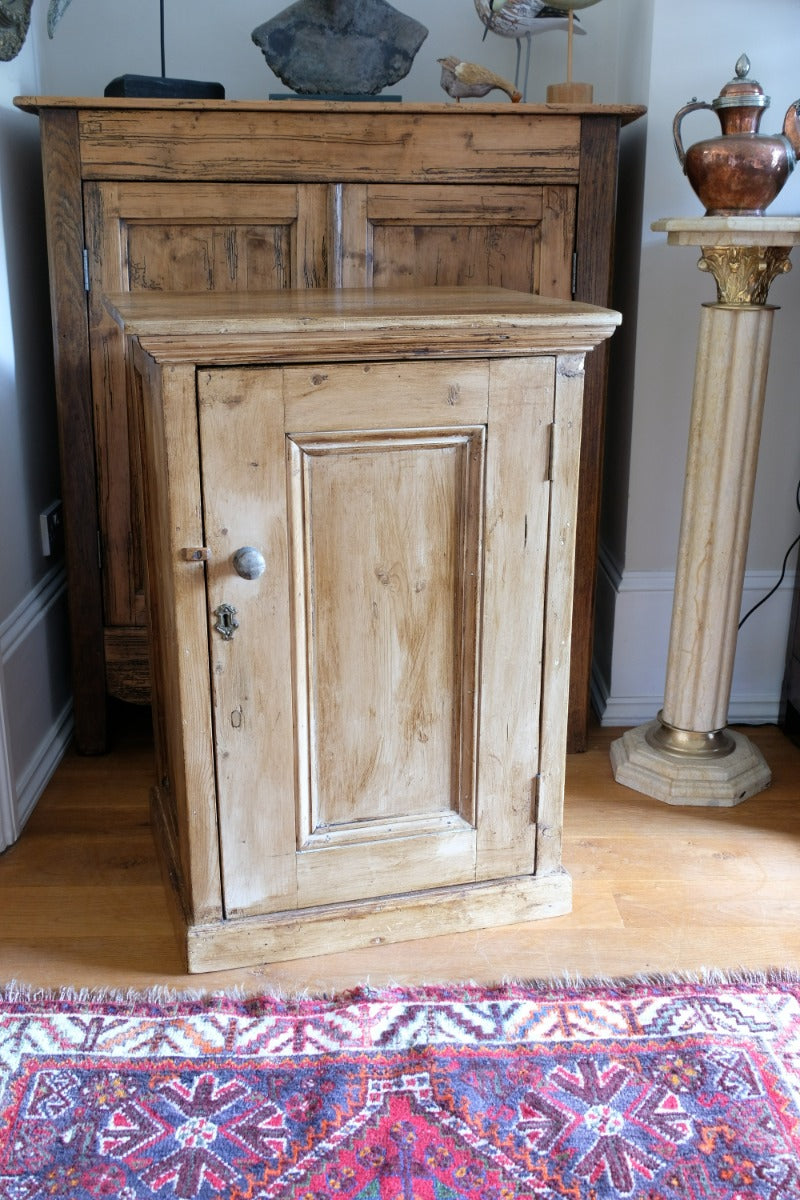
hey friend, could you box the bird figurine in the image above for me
[474,0,585,100]
[438,56,522,103]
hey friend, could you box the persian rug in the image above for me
[1,973,800,1199]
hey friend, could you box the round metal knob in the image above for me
[232,546,266,580]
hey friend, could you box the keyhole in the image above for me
[214,603,239,640]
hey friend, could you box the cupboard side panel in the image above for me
[569,115,621,750]
[39,112,107,754]
[475,356,554,881]
[538,353,587,876]
[134,354,222,921]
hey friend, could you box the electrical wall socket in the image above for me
[40,500,64,558]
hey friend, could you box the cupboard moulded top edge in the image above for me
[13,96,646,125]
[106,286,621,364]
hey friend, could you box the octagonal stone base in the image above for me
[610,721,771,807]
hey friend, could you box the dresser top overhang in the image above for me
[106,286,621,365]
[14,96,645,120]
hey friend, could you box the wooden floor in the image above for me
[2,708,800,996]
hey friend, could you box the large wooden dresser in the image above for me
[111,286,619,971]
[15,97,643,754]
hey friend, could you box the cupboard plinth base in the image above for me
[186,875,573,975]
[152,788,571,974]
[610,721,771,806]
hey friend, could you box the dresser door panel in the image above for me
[198,358,553,919]
[85,181,329,629]
[340,184,576,298]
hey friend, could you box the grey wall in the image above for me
[0,28,72,849]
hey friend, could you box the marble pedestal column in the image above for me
[611,217,800,806]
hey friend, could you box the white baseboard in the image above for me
[0,566,73,850]
[593,551,795,728]
[13,697,73,833]
[0,674,15,850]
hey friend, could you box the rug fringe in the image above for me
[502,965,800,992]
[2,966,800,1008]
[0,979,247,1006]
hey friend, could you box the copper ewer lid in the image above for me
[712,54,770,111]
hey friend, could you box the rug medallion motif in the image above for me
[1,976,799,1198]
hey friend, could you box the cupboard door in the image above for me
[339,184,576,298]
[84,181,329,632]
[198,357,554,919]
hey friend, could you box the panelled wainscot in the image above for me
[107,287,619,972]
[15,97,644,755]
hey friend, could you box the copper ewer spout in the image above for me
[673,54,800,216]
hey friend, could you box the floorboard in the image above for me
[2,708,799,995]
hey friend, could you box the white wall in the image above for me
[595,0,800,726]
[0,28,72,850]
[32,0,620,104]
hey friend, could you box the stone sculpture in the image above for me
[0,0,33,61]
[0,0,72,60]
[252,0,428,96]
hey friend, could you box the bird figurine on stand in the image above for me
[474,0,584,101]
[438,56,522,103]
[541,0,603,103]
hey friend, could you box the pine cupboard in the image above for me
[108,287,619,971]
[15,97,643,754]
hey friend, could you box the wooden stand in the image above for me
[110,286,618,971]
[546,10,593,104]
[612,217,800,806]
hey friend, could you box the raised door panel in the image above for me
[339,184,576,298]
[199,357,552,919]
[84,180,329,632]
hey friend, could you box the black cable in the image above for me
[738,475,800,630]
[160,0,165,78]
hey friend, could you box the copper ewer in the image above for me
[673,54,800,216]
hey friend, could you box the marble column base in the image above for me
[610,721,771,807]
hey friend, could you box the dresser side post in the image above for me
[39,109,106,754]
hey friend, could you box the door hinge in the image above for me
[83,248,90,292]
[571,250,578,298]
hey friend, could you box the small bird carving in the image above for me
[476,0,575,42]
[438,56,522,103]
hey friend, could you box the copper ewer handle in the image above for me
[673,99,713,171]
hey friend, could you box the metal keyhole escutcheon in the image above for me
[214,603,239,640]
[232,546,266,580]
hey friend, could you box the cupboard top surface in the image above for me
[106,286,621,363]
[14,97,645,123]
